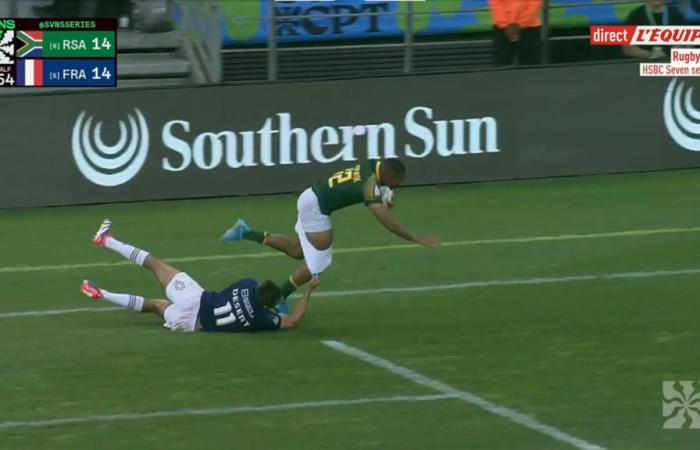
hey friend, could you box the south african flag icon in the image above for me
[17,31,43,58]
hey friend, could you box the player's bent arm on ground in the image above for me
[280,278,320,330]
[368,203,441,248]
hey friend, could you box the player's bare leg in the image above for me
[80,279,170,319]
[92,218,180,291]
[290,265,313,289]
[220,219,329,305]
[142,298,171,318]
[305,229,333,251]
[277,230,329,303]
[277,223,334,303]
[143,255,179,291]
[274,265,313,314]
[220,219,305,259]
[93,219,150,266]
[275,222,334,304]
[262,234,304,260]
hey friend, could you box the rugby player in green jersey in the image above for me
[220,158,440,307]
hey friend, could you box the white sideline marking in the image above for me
[0,307,121,318]
[323,340,606,450]
[1,226,699,274]
[2,267,700,320]
[0,394,455,429]
[308,268,700,298]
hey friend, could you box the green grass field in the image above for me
[1,169,699,450]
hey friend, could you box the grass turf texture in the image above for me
[1,169,699,450]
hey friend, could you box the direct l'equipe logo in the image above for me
[71,108,149,187]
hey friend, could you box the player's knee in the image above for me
[291,242,304,260]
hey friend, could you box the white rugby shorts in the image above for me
[163,272,204,332]
[295,188,333,276]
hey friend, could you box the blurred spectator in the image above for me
[132,0,174,33]
[33,0,82,17]
[33,0,132,19]
[489,0,543,66]
[622,0,687,59]
[669,0,697,20]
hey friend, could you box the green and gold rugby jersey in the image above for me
[311,160,383,215]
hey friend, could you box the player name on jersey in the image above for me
[0,18,117,88]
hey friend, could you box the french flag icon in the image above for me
[17,59,43,86]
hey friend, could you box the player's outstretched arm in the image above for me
[368,203,441,248]
[280,277,320,330]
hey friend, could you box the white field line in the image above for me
[2,267,700,320]
[1,226,699,274]
[0,307,122,318]
[323,340,606,450]
[0,393,456,430]
[308,268,700,297]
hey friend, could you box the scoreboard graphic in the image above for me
[0,18,116,88]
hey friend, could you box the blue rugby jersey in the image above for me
[199,278,281,333]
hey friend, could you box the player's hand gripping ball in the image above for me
[380,186,394,208]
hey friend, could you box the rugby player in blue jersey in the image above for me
[80,219,319,332]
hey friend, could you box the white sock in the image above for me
[102,289,144,312]
[105,236,150,266]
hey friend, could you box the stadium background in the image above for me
[1,1,699,449]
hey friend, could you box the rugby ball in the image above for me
[380,186,394,206]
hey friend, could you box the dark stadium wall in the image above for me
[2,61,700,208]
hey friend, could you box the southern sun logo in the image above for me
[72,108,149,187]
[663,78,700,151]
